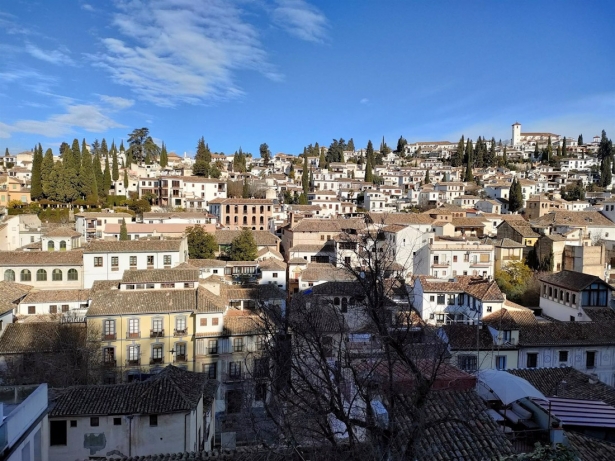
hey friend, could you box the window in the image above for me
[59,240,66,251]
[175,342,187,360]
[200,318,207,326]
[128,318,139,338]
[437,294,445,305]
[4,269,15,282]
[272,272,278,278]
[52,269,63,281]
[94,257,103,267]
[50,421,67,446]
[341,298,348,313]
[436,314,445,323]
[104,319,116,339]
[453,255,458,262]
[429,295,435,302]
[70,421,77,427]
[36,269,47,281]
[175,316,187,334]
[150,415,158,427]
[90,417,99,427]
[129,256,137,267]
[161,282,175,288]
[559,351,569,362]
[67,269,78,281]
[21,269,31,282]
[208,340,219,354]
[48,240,55,251]
[163,255,172,265]
[103,347,115,365]
[206,363,217,379]
[111,257,119,269]
[255,382,267,401]
[127,345,140,364]
[527,353,538,368]
[49,305,57,314]
[152,318,163,336]
[586,351,596,369]
[62,305,69,313]
[457,354,477,372]
[229,361,242,379]
[495,356,507,370]
[184,282,194,288]
[212,317,219,326]
[27,306,35,314]
[151,344,163,364]
[582,283,609,307]
[253,357,269,379]
[114,418,121,426]
[147,255,154,266]
[256,336,266,351]
[233,338,244,352]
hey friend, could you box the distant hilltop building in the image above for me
[512,122,561,147]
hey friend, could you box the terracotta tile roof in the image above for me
[369,212,434,226]
[289,242,335,253]
[74,212,132,218]
[518,321,615,347]
[451,217,487,228]
[442,324,505,350]
[417,276,504,301]
[196,286,226,313]
[0,281,34,315]
[498,220,540,238]
[121,268,199,284]
[0,322,86,354]
[221,311,263,335]
[482,306,537,329]
[209,197,274,204]
[566,431,615,461]
[531,211,615,227]
[398,389,514,460]
[21,289,90,304]
[258,259,286,271]
[43,227,82,238]
[87,289,197,316]
[257,247,284,260]
[482,237,525,248]
[84,239,182,253]
[185,259,225,268]
[215,230,279,246]
[220,284,286,301]
[49,366,218,416]
[507,367,615,407]
[90,280,120,293]
[539,270,608,291]
[290,218,343,232]
[300,263,355,283]
[0,250,84,266]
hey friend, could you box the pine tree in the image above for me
[229,228,258,261]
[41,148,55,198]
[302,152,309,193]
[160,142,168,168]
[578,134,583,145]
[259,143,271,164]
[193,137,211,177]
[119,218,129,241]
[30,144,43,200]
[395,136,407,155]
[103,155,111,197]
[112,148,119,181]
[562,137,567,158]
[365,140,374,183]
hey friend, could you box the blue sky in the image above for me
[1,0,614,157]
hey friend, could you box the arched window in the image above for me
[243,216,247,225]
[4,269,15,282]
[47,240,55,251]
[52,269,63,281]
[36,269,47,281]
[333,297,340,306]
[67,269,79,281]
[20,269,31,282]
[59,240,67,251]
[341,298,348,313]
[226,216,230,225]
[260,216,264,224]
[252,216,256,225]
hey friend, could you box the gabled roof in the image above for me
[539,270,609,291]
[215,230,279,246]
[84,239,182,253]
[0,281,34,315]
[49,366,218,416]
[416,276,504,302]
[121,268,199,284]
[0,250,84,266]
[0,322,86,354]
[88,289,197,316]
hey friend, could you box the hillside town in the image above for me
[1,123,615,460]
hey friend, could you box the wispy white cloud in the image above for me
[81,3,95,11]
[25,43,75,66]
[98,94,134,109]
[0,99,126,139]
[360,98,369,104]
[0,11,31,35]
[271,0,328,43]
[93,0,281,107]
[0,69,58,94]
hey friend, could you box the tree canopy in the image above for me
[229,228,258,261]
[186,226,218,259]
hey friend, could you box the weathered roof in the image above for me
[21,289,90,304]
[0,281,34,315]
[0,323,86,354]
[185,259,225,268]
[43,227,82,238]
[258,259,286,271]
[49,366,218,416]
[84,239,183,253]
[539,270,609,291]
[416,276,504,302]
[87,289,197,316]
[300,263,355,283]
[531,211,615,228]
[215,230,279,246]
[566,431,615,461]
[0,250,84,266]
[121,268,199,284]
[498,220,540,238]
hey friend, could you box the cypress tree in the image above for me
[502,146,508,166]
[289,163,295,179]
[123,169,129,189]
[302,152,309,193]
[93,153,104,198]
[578,134,583,145]
[41,148,55,198]
[30,144,43,200]
[487,137,496,167]
[100,138,109,159]
[546,136,553,162]
[465,138,473,166]
[119,218,129,241]
[80,148,97,201]
[112,148,119,181]
[453,135,464,167]
[424,169,430,184]
[4,148,8,156]
[534,142,540,161]
[562,137,567,157]
[71,139,81,170]
[160,142,168,168]
[556,145,562,157]
[103,155,112,197]
[365,140,374,183]
[509,177,523,213]
[319,148,326,168]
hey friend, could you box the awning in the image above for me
[477,370,546,405]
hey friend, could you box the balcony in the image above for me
[175,354,187,362]
[125,359,140,366]
[432,261,450,268]
[149,358,164,365]
[150,329,164,338]
[126,332,141,339]
[174,329,187,337]
[103,333,117,341]
[103,360,117,367]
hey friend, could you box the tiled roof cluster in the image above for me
[0,281,34,315]
[566,431,615,461]
[531,210,615,227]
[50,366,218,416]
[416,276,504,302]
[539,270,608,291]
[21,289,90,304]
[88,289,197,316]
[299,263,355,283]
[215,230,279,246]
[43,227,82,237]
[499,220,539,238]
[0,323,86,354]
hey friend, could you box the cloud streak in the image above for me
[94,0,281,107]
[25,43,75,66]
[272,0,328,43]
